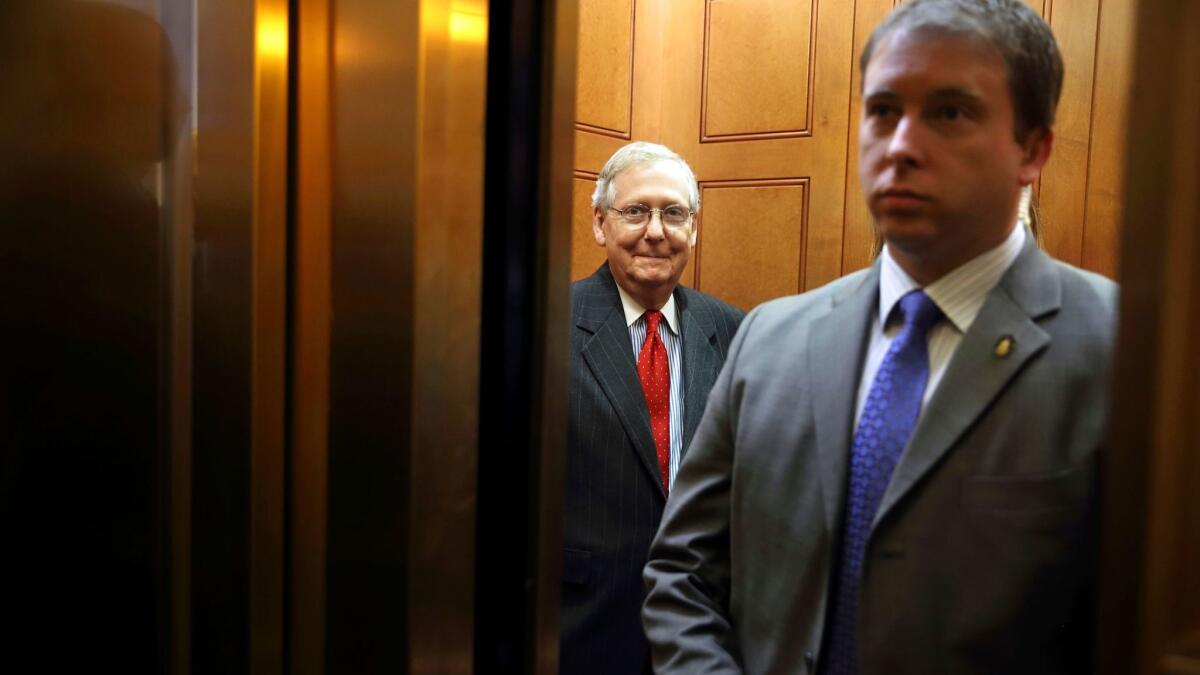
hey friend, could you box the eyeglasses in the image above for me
[607,204,694,229]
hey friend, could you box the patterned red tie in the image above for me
[637,310,671,495]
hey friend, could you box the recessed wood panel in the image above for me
[576,0,1128,304]
[576,0,634,137]
[1039,0,1099,267]
[695,180,808,310]
[701,0,813,141]
[1081,0,1133,279]
[571,173,608,281]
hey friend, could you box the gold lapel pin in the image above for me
[994,335,1015,358]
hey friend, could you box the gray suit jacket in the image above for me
[562,264,744,675]
[642,242,1118,675]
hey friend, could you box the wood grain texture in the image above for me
[702,0,813,139]
[571,173,608,281]
[575,0,1132,303]
[1039,0,1099,267]
[574,0,666,174]
[695,180,807,310]
[1141,3,1200,667]
[659,0,854,291]
[1081,0,1134,279]
[575,0,634,136]
[1096,1,1200,671]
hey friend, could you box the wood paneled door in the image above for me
[573,0,856,310]
[572,0,1135,311]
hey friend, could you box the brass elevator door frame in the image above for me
[289,0,575,672]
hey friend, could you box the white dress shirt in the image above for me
[854,224,1027,428]
[616,284,684,488]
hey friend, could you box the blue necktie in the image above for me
[821,289,943,675]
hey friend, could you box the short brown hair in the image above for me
[860,0,1063,141]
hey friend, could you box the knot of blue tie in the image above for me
[820,289,942,675]
[897,288,944,334]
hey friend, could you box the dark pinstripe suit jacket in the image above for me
[562,264,744,675]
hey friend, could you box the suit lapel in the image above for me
[809,267,879,535]
[678,289,720,453]
[578,266,666,499]
[872,243,1061,530]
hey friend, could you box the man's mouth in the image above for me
[875,188,930,210]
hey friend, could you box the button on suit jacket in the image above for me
[562,263,744,675]
[643,241,1118,675]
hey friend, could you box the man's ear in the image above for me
[593,208,607,246]
[688,218,699,248]
[1017,128,1054,186]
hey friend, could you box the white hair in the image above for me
[590,141,700,213]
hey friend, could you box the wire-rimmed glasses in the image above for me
[606,204,694,230]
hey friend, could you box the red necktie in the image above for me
[637,310,671,495]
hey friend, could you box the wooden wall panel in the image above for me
[1081,0,1134,278]
[696,180,807,310]
[575,0,634,137]
[575,0,1133,306]
[574,0,667,176]
[659,0,855,298]
[1098,4,1200,672]
[702,0,813,139]
[1040,0,1101,267]
[571,172,608,280]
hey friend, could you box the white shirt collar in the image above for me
[879,223,1026,334]
[616,281,680,335]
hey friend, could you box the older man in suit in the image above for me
[562,141,744,675]
[643,1,1117,673]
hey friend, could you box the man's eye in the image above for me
[938,105,963,121]
[664,206,688,220]
[867,103,896,118]
[623,205,649,217]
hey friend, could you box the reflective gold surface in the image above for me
[409,0,488,671]
[251,1,290,674]
[322,0,418,670]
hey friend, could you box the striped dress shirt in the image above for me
[616,285,685,488]
[854,223,1028,427]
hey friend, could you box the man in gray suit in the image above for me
[563,142,744,675]
[643,2,1117,673]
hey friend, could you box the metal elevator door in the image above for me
[0,0,574,673]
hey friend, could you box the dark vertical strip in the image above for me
[0,2,170,671]
[283,0,301,672]
[192,2,256,672]
[1094,0,1176,671]
[475,0,573,670]
[290,0,333,671]
[1078,0,1103,265]
[160,0,197,672]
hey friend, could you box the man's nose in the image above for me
[643,211,666,239]
[886,115,925,168]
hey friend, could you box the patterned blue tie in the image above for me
[821,289,943,675]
